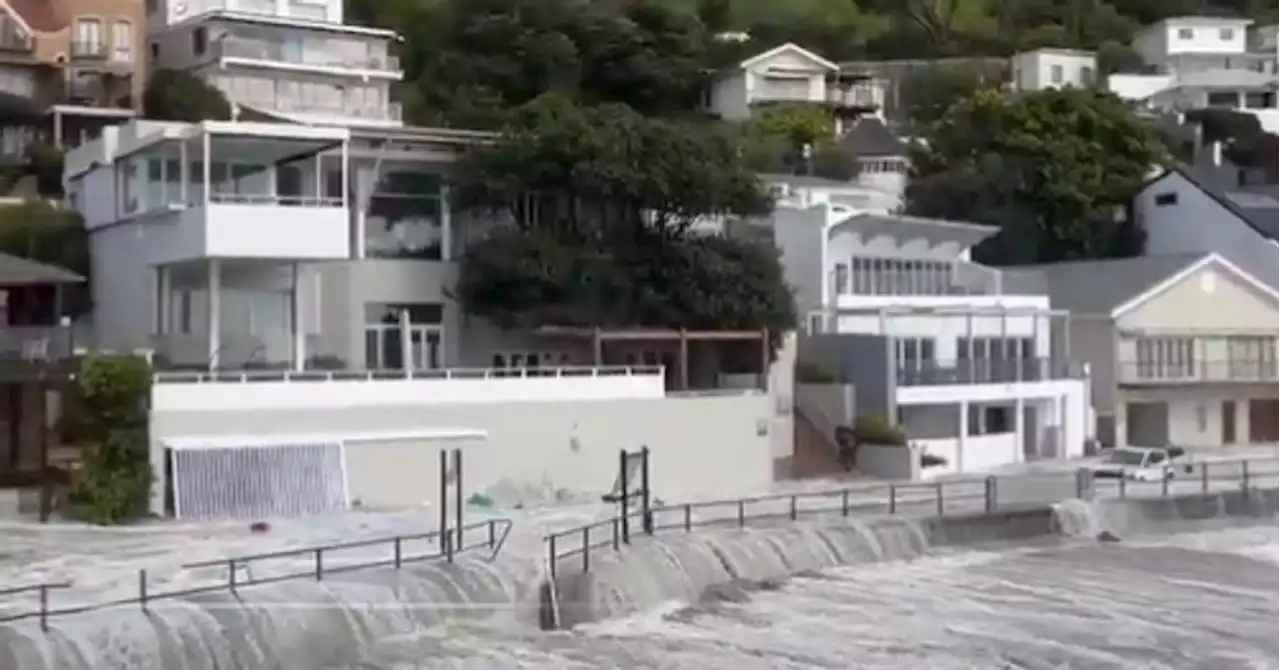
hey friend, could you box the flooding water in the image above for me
[1,493,1276,670]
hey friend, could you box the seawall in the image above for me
[548,488,1280,628]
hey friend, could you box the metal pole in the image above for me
[640,446,652,535]
[439,449,449,559]
[454,448,464,552]
[618,450,630,544]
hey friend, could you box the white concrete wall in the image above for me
[1141,20,1251,61]
[150,392,775,514]
[154,0,344,27]
[857,444,920,480]
[833,297,1054,361]
[1107,74,1175,101]
[708,71,750,121]
[770,206,827,319]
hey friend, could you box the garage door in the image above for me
[1126,402,1169,447]
[1248,399,1279,443]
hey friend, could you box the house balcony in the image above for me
[1117,359,1278,385]
[112,121,352,263]
[825,80,884,112]
[897,358,1084,386]
[0,29,34,54]
[220,37,402,76]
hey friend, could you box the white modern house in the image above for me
[62,118,783,520]
[762,202,1091,479]
[1108,16,1279,133]
[704,42,885,125]
[145,0,404,126]
[1009,48,1098,91]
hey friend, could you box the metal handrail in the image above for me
[0,518,513,632]
[152,364,665,384]
[545,457,1279,581]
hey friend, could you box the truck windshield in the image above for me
[1106,449,1147,466]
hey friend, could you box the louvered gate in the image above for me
[170,441,348,520]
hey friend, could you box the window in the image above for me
[1050,64,1064,84]
[363,302,444,370]
[192,27,207,56]
[1135,337,1196,379]
[1154,192,1178,206]
[1178,28,1194,39]
[366,170,445,260]
[1219,28,1234,40]
[1079,66,1094,86]
[150,41,159,60]
[833,263,849,294]
[73,18,103,57]
[1206,91,1240,107]
[112,21,132,62]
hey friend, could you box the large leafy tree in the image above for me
[143,69,233,122]
[905,86,1169,265]
[452,94,794,342]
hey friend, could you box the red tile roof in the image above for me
[6,0,71,33]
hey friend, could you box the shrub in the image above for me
[794,361,838,383]
[67,354,153,524]
[849,414,907,446]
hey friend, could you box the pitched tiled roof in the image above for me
[1172,162,1279,240]
[6,0,70,33]
[841,117,908,158]
[1004,253,1210,315]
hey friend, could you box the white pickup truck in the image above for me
[1089,445,1193,482]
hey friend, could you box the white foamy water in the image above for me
[354,524,1280,670]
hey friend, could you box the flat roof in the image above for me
[830,212,998,248]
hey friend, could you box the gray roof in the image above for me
[1173,163,1278,239]
[841,117,908,158]
[1005,253,1209,315]
[0,252,84,286]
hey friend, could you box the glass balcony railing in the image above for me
[1117,359,1278,384]
[221,38,401,73]
[896,358,1084,386]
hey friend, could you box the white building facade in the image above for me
[1009,48,1098,91]
[769,203,1091,478]
[146,0,403,126]
[704,43,885,125]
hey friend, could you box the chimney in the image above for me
[1210,140,1223,167]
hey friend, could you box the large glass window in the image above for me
[365,169,445,259]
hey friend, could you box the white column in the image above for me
[398,308,412,374]
[179,141,188,204]
[440,183,452,261]
[957,401,969,472]
[207,259,221,370]
[291,262,306,371]
[1015,397,1026,461]
[201,131,212,206]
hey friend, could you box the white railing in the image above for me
[221,38,401,73]
[207,193,344,207]
[153,364,665,384]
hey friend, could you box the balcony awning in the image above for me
[0,252,84,286]
[829,212,998,248]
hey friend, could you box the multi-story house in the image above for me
[62,118,783,520]
[0,0,144,166]
[1025,252,1278,449]
[704,43,885,127]
[763,201,1091,478]
[145,0,403,126]
[1009,48,1097,91]
[1108,16,1278,133]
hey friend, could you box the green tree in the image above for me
[452,94,794,347]
[143,69,233,122]
[455,93,771,236]
[67,354,153,524]
[905,87,1168,265]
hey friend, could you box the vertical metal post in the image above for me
[453,448,464,552]
[138,570,148,610]
[640,447,652,535]
[38,585,48,633]
[737,499,745,527]
[227,559,238,594]
[314,548,324,580]
[1201,462,1209,494]
[394,537,402,568]
[618,450,630,544]
[1242,459,1250,491]
[612,518,620,550]
[581,527,591,573]
[488,520,497,551]
[1161,470,1170,497]
[1118,474,1127,499]
[789,495,797,521]
[984,476,997,513]
[935,481,944,516]
[683,504,692,531]
[889,485,897,514]
[1076,467,1095,501]
[547,535,558,581]
[841,489,850,517]
[438,449,450,559]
